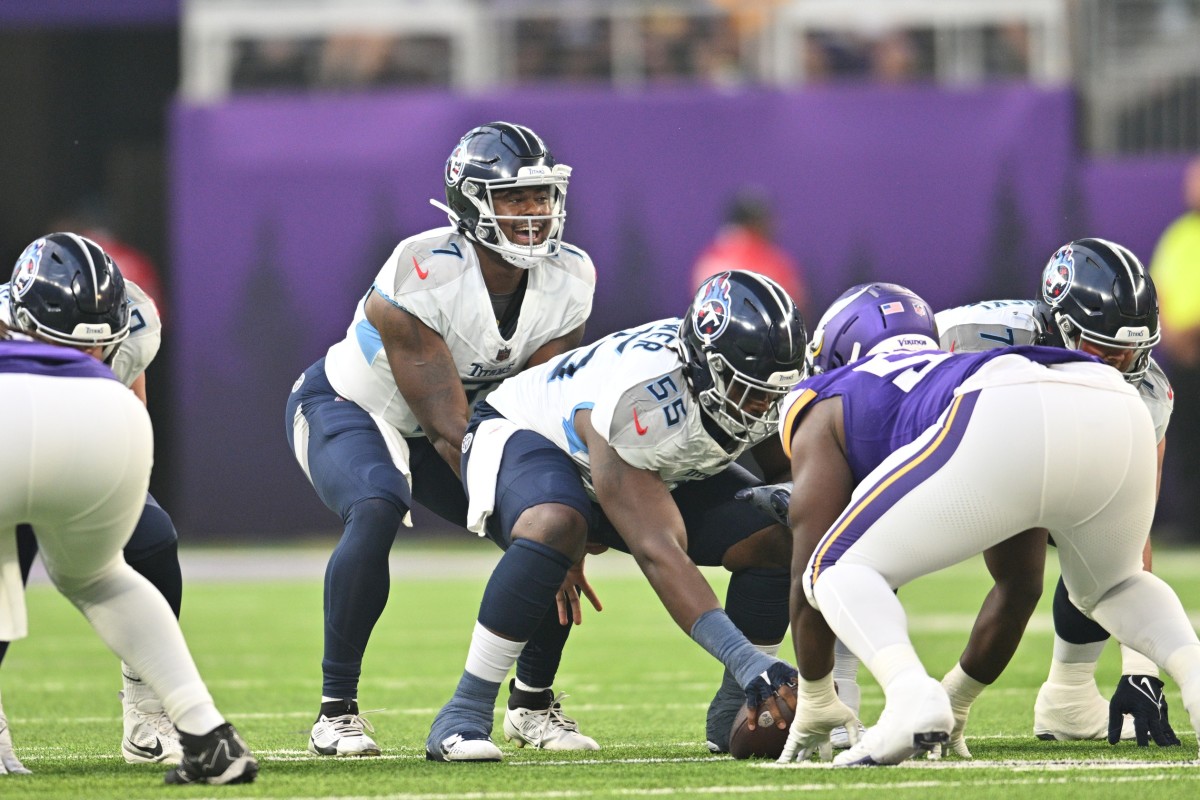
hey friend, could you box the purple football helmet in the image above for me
[807,283,939,374]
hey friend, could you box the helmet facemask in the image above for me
[1053,311,1158,383]
[433,122,570,269]
[460,166,570,269]
[696,349,794,443]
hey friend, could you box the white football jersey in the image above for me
[0,279,161,389]
[324,226,595,435]
[936,299,1173,441]
[486,318,752,496]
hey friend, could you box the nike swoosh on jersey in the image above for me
[413,256,429,280]
[633,408,648,436]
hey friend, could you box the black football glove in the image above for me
[744,661,798,715]
[734,482,793,528]
[1108,674,1181,747]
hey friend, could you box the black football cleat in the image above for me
[164,722,258,785]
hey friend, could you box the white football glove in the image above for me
[777,673,861,764]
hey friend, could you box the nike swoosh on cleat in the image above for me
[127,738,164,759]
[413,256,429,280]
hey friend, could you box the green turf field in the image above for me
[3,540,1200,799]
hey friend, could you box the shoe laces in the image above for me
[531,693,580,740]
[324,709,379,739]
[142,708,179,739]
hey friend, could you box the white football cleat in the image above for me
[503,691,599,751]
[1034,680,1133,741]
[426,732,503,762]
[309,700,381,756]
[119,674,183,765]
[0,698,32,775]
[834,676,951,766]
[829,721,867,749]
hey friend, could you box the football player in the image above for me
[0,232,187,770]
[0,234,256,785]
[774,284,1200,766]
[937,238,1178,747]
[426,270,803,762]
[285,122,598,756]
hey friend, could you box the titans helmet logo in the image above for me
[1042,245,1074,304]
[692,273,733,341]
[12,238,46,300]
[446,144,466,184]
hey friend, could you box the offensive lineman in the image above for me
[427,271,803,761]
[0,233,256,785]
[285,122,599,756]
[937,238,1178,747]
[0,232,187,770]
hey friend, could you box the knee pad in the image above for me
[1052,576,1110,645]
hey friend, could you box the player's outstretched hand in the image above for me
[777,675,860,764]
[1109,675,1181,747]
[734,482,793,528]
[557,555,604,626]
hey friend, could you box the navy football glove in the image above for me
[744,661,798,714]
[734,482,793,528]
[1108,674,1181,747]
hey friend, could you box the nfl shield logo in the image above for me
[496,346,511,362]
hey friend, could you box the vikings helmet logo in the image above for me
[692,273,733,342]
[12,238,46,300]
[1042,246,1074,304]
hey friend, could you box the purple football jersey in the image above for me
[788,345,1100,483]
[0,339,118,380]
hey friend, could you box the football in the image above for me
[728,693,796,760]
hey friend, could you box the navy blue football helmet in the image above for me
[680,270,807,443]
[431,121,570,269]
[808,283,938,374]
[9,232,130,360]
[1038,238,1159,383]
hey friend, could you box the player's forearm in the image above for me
[794,601,836,681]
[628,537,721,632]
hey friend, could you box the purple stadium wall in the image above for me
[169,86,1193,538]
